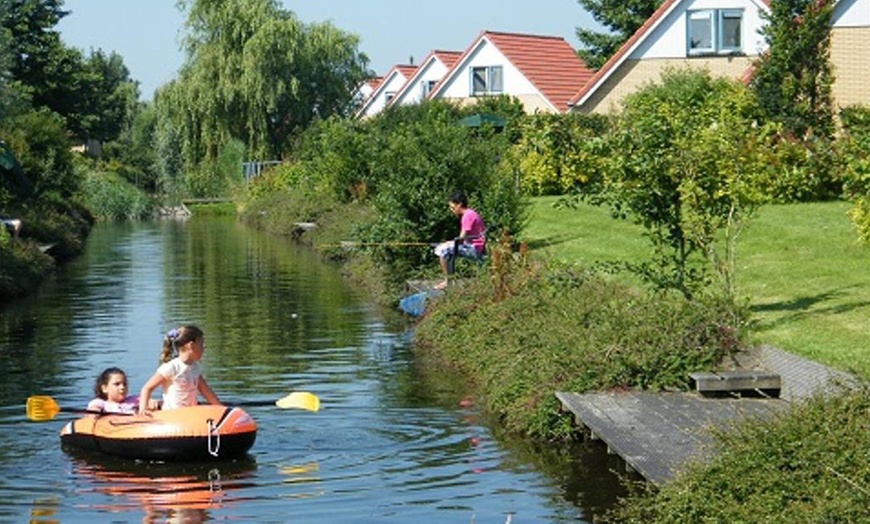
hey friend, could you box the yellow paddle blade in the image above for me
[275,392,320,412]
[26,395,62,422]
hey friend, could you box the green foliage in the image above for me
[247,101,528,286]
[751,0,835,139]
[184,138,246,198]
[152,87,185,195]
[76,49,140,143]
[838,106,870,243]
[158,0,369,185]
[756,130,841,202]
[575,0,663,69]
[244,162,305,200]
[2,108,79,201]
[593,69,769,299]
[2,0,75,112]
[414,258,745,439]
[79,169,153,221]
[291,116,373,202]
[511,112,610,195]
[612,387,870,522]
[0,236,55,301]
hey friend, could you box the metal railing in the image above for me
[242,161,282,184]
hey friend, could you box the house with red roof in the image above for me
[569,0,870,114]
[351,76,383,113]
[356,64,418,119]
[569,0,771,114]
[429,30,594,114]
[390,50,463,107]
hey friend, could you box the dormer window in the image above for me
[688,9,743,55]
[471,66,503,96]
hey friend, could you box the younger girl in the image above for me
[87,367,157,414]
[138,325,221,415]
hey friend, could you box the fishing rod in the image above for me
[320,240,437,248]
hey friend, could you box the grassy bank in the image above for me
[522,197,870,378]
[243,190,869,520]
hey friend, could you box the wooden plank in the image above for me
[556,390,785,485]
[690,370,781,393]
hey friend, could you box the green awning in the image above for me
[458,113,506,128]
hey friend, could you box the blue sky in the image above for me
[56,0,599,101]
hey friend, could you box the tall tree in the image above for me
[575,0,663,70]
[750,0,834,139]
[78,49,140,143]
[163,0,369,176]
[2,0,81,115]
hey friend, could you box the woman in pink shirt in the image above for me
[433,190,486,289]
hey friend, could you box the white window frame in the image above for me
[687,9,743,56]
[422,80,438,97]
[470,66,504,96]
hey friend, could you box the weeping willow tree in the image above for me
[154,0,369,197]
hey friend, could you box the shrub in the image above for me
[80,169,153,221]
[838,105,870,243]
[414,255,746,440]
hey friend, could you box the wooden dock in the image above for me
[556,391,786,485]
[556,346,858,485]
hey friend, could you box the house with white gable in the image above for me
[390,50,463,107]
[355,64,418,119]
[429,30,594,114]
[569,0,870,114]
[830,0,870,109]
[569,0,771,114]
[351,76,382,113]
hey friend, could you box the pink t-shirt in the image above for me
[87,395,140,414]
[460,208,486,254]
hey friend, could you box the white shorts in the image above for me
[434,241,478,259]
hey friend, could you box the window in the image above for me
[422,80,438,97]
[688,9,743,55]
[385,91,396,103]
[470,66,503,96]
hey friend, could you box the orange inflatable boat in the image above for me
[60,405,257,461]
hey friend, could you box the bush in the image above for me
[80,169,153,221]
[0,237,55,301]
[838,105,870,242]
[414,254,746,439]
[245,101,528,287]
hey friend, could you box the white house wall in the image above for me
[394,60,449,106]
[834,0,870,27]
[632,0,768,59]
[436,41,537,100]
[360,73,407,118]
[830,0,870,108]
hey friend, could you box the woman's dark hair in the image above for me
[93,367,126,399]
[448,190,468,207]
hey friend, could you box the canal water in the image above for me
[0,218,626,523]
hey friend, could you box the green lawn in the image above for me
[522,196,870,378]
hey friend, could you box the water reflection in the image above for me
[0,219,627,523]
[65,451,257,523]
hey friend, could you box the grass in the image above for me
[522,196,870,378]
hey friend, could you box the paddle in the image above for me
[26,391,320,422]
